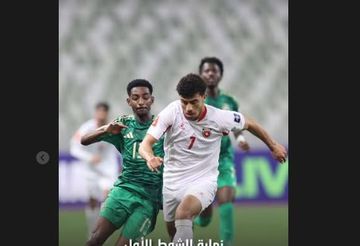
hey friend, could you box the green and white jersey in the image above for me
[98,115,164,204]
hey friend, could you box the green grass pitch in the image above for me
[59,205,287,246]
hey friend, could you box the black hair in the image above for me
[127,79,153,96]
[199,56,224,76]
[176,73,207,98]
[95,102,110,111]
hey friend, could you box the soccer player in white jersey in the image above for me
[139,73,287,243]
[70,102,120,238]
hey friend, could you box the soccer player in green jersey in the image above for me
[81,79,165,246]
[194,57,249,246]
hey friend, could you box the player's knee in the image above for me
[196,216,212,227]
[175,207,194,220]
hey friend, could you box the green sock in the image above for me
[193,215,212,227]
[219,202,234,246]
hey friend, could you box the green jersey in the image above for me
[205,90,239,159]
[98,115,164,204]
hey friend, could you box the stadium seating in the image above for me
[59,0,288,150]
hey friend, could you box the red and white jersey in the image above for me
[147,100,246,190]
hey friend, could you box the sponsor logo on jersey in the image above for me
[234,113,241,123]
[202,128,212,138]
[124,132,134,138]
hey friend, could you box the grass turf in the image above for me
[59,205,287,246]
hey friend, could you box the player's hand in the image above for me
[147,156,163,173]
[271,143,287,164]
[239,141,250,152]
[90,154,101,165]
[104,121,128,134]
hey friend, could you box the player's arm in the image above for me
[139,102,175,171]
[220,110,286,163]
[231,98,250,151]
[232,129,250,151]
[242,116,287,163]
[81,121,127,146]
[139,134,163,172]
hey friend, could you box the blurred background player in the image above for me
[81,80,165,246]
[194,57,249,246]
[70,102,120,238]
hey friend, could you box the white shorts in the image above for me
[162,180,217,222]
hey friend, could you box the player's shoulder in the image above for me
[205,104,225,116]
[168,100,181,108]
[220,90,238,103]
[205,104,236,119]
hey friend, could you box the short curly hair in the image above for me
[176,73,207,98]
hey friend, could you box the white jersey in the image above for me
[70,119,120,180]
[147,100,246,190]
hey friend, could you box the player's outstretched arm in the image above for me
[139,134,163,172]
[243,116,287,163]
[233,130,250,151]
[81,121,127,146]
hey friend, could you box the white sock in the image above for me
[172,219,193,245]
[85,206,100,238]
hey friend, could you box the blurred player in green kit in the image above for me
[81,79,164,246]
[194,57,250,246]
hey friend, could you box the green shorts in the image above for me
[100,186,159,240]
[217,157,237,188]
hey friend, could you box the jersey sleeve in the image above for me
[217,109,246,134]
[147,103,176,140]
[97,117,124,151]
[98,133,121,148]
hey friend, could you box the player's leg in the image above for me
[118,199,159,246]
[114,236,130,246]
[217,186,235,246]
[162,186,180,241]
[87,186,132,245]
[86,216,117,246]
[193,202,213,227]
[166,221,176,241]
[85,177,102,238]
[217,160,237,246]
[172,181,217,243]
[172,195,202,243]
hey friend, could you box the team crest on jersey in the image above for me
[202,128,212,138]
